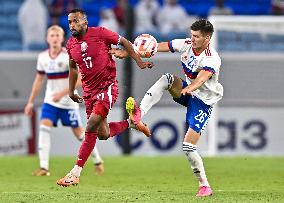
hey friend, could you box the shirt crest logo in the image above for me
[81,42,88,52]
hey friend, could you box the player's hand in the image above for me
[181,86,192,96]
[109,48,128,59]
[24,102,34,117]
[69,93,83,103]
[52,92,64,102]
[137,61,154,69]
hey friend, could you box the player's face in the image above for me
[190,30,210,51]
[68,12,87,37]
[47,30,64,48]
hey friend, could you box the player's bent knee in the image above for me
[160,73,174,90]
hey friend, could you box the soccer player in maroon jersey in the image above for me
[56,9,153,187]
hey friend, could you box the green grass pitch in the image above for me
[1,156,284,202]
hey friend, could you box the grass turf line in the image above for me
[1,156,284,202]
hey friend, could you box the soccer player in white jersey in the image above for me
[111,19,223,197]
[24,25,104,176]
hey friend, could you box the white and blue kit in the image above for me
[37,49,82,127]
[168,39,223,133]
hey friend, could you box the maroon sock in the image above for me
[109,120,129,137]
[76,131,97,167]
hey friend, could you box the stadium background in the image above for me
[0,1,284,202]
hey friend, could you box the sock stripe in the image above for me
[183,143,197,152]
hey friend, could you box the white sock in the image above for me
[182,142,210,187]
[38,125,51,170]
[78,132,103,165]
[70,165,82,177]
[140,73,174,118]
[91,146,103,165]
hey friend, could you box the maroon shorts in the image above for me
[84,81,118,119]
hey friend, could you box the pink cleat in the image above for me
[126,97,151,137]
[196,186,213,197]
[126,97,141,125]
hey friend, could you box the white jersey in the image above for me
[36,49,79,109]
[169,38,223,105]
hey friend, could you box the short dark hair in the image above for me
[69,8,87,19]
[190,19,214,36]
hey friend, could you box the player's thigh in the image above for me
[172,79,191,107]
[184,97,213,144]
[40,119,53,127]
[169,75,183,98]
[40,103,59,127]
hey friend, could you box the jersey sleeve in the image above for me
[36,54,45,74]
[200,56,221,75]
[99,27,120,45]
[168,38,192,53]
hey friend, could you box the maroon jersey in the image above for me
[66,27,120,97]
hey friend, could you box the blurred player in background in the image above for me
[111,19,223,197]
[56,9,153,187]
[24,25,104,176]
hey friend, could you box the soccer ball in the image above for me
[133,34,158,58]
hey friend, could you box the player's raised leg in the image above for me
[126,73,178,136]
[139,73,175,117]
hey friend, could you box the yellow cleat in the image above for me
[126,97,151,137]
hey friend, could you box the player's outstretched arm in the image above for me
[24,73,45,117]
[69,59,83,103]
[181,70,213,95]
[119,37,153,69]
[157,42,171,52]
[110,41,171,59]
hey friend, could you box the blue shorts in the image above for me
[173,80,213,133]
[40,103,82,127]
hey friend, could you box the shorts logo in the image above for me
[81,42,88,52]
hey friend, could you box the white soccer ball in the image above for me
[133,34,158,58]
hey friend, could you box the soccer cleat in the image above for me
[126,97,141,124]
[32,168,50,176]
[95,162,104,176]
[126,97,151,137]
[196,186,213,197]
[56,173,80,187]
